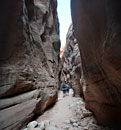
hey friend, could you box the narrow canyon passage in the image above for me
[0,0,121,130]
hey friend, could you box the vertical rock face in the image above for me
[60,24,82,96]
[0,0,60,129]
[71,0,121,128]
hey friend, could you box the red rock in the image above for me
[71,0,121,128]
[59,25,83,96]
[0,0,60,129]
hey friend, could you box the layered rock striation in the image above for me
[59,24,82,96]
[0,0,60,129]
[71,0,121,128]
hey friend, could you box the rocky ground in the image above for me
[22,90,114,130]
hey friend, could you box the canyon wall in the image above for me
[60,24,82,96]
[71,0,121,128]
[0,0,60,129]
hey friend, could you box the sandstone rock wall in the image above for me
[59,24,82,96]
[0,0,60,129]
[71,0,121,128]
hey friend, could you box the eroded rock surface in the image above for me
[71,0,121,128]
[59,25,82,96]
[0,0,60,129]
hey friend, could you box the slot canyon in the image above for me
[0,0,121,130]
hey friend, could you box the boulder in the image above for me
[38,122,45,130]
[27,121,38,128]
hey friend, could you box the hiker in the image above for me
[61,84,66,97]
[61,84,70,97]
[65,84,70,95]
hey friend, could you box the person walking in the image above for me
[61,84,70,97]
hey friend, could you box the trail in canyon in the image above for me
[36,91,76,129]
[24,90,113,130]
